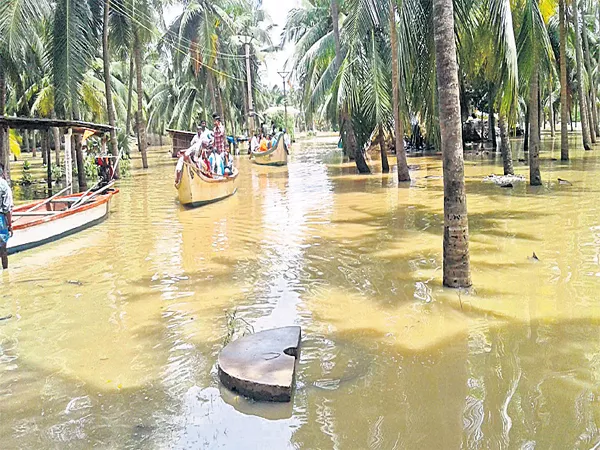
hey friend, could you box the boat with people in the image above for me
[251,133,288,166]
[8,186,118,255]
[176,161,238,207]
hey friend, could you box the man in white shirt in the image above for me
[0,163,14,270]
[250,133,259,154]
[191,120,213,147]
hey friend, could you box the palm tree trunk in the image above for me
[582,20,599,138]
[330,0,355,161]
[498,114,514,175]
[51,109,60,166]
[524,107,529,153]
[389,0,410,182]
[126,53,134,138]
[529,62,542,186]
[433,0,471,288]
[134,29,149,168]
[103,0,120,177]
[31,130,36,158]
[573,0,592,150]
[548,78,555,138]
[23,130,30,154]
[0,65,9,182]
[378,126,389,173]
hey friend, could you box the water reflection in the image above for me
[2,136,600,447]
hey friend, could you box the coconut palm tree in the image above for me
[433,0,471,287]
[559,0,569,160]
[103,0,120,173]
[571,0,592,150]
[389,0,410,182]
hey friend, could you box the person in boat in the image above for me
[0,164,14,270]
[209,147,224,177]
[250,133,259,154]
[212,114,226,155]
[259,134,269,152]
[283,128,292,152]
[191,121,212,147]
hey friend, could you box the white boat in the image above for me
[176,161,238,207]
[8,189,118,255]
[252,135,288,166]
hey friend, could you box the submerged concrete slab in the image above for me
[218,326,301,402]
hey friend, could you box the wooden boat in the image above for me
[177,162,238,207]
[8,189,118,255]
[252,135,288,166]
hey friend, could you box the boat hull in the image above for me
[252,138,288,166]
[177,163,238,207]
[7,191,117,255]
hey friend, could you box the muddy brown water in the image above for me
[1,134,600,448]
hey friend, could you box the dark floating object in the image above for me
[558,178,573,186]
[500,183,513,188]
[67,280,83,286]
[528,252,540,261]
[218,326,301,402]
[0,314,13,321]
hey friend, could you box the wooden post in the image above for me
[46,131,52,195]
[64,128,73,194]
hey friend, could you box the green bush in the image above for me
[20,160,33,185]
[51,164,64,182]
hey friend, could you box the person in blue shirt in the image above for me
[0,163,14,270]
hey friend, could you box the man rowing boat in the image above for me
[0,164,14,270]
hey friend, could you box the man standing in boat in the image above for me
[191,120,212,147]
[0,163,14,270]
[212,114,226,155]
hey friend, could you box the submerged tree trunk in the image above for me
[378,126,389,173]
[134,30,149,168]
[573,0,592,150]
[389,0,410,182]
[498,114,514,175]
[582,20,599,138]
[103,0,120,177]
[433,0,471,288]
[529,62,542,186]
[489,99,497,149]
[548,78,555,138]
[524,107,530,153]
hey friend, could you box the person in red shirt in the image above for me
[212,114,226,154]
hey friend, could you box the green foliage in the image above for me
[20,160,33,185]
[84,155,98,180]
[51,163,64,182]
[222,308,254,347]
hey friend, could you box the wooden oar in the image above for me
[70,181,116,209]
[12,185,72,223]
[24,185,72,213]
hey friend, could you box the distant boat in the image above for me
[176,161,238,207]
[252,136,288,166]
[8,188,118,255]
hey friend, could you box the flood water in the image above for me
[1,134,600,448]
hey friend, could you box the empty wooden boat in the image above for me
[8,188,118,255]
[176,162,238,207]
[252,135,288,166]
